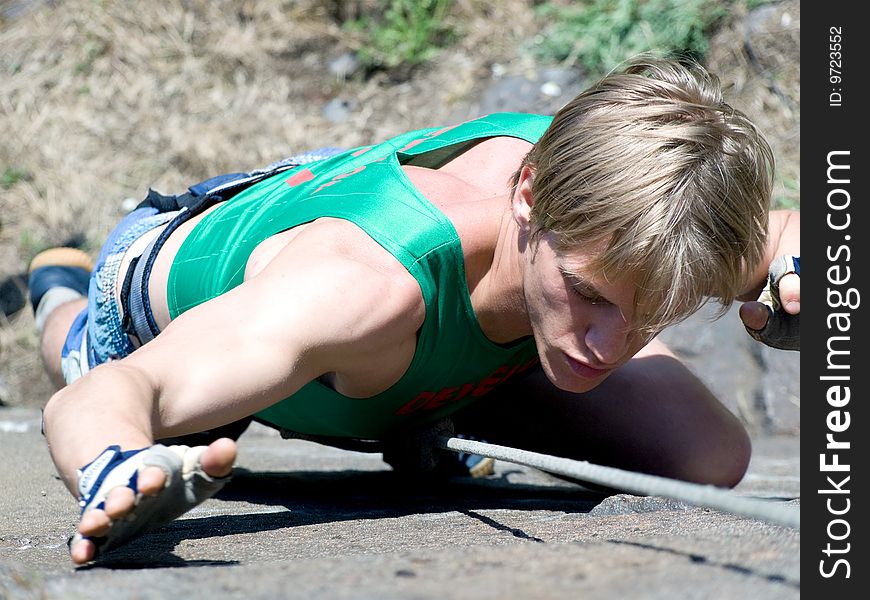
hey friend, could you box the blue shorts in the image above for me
[60,207,178,384]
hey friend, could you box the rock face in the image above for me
[659,304,800,436]
[477,68,586,116]
[0,405,802,598]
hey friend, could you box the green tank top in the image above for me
[168,113,552,438]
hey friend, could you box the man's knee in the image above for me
[673,417,752,488]
[630,355,753,488]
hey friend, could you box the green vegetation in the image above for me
[531,0,751,76]
[18,229,42,258]
[74,37,107,75]
[773,176,801,210]
[342,0,780,83]
[1,167,30,189]
[344,0,456,72]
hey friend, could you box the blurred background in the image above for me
[0,0,799,430]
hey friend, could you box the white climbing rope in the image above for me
[438,436,800,530]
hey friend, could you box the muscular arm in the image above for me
[44,224,423,493]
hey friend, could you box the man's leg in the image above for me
[455,339,751,488]
[28,247,93,389]
[39,298,87,389]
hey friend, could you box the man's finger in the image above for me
[739,301,770,331]
[743,254,800,351]
[777,273,800,314]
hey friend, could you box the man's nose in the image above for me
[585,310,631,365]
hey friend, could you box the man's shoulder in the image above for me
[256,218,426,328]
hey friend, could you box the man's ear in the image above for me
[511,165,535,232]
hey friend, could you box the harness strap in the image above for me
[128,235,161,344]
[121,148,346,343]
[119,254,139,339]
[136,188,198,213]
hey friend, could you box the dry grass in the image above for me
[1,0,537,254]
[706,0,800,209]
[0,0,542,405]
[0,0,799,407]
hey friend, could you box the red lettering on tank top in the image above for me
[352,146,372,157]
[395,391,435,416]
[285,168,315,187]
[398,139,425,153]
[397,125,462,154]
[472,366,510,397]
[453,382,475,401]
[426,387,458,410]
[394,357,540,416]
[516,356,540,375]
[396,119,487,158]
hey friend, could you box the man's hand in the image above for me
[740,255,800,351]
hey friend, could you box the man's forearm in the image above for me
[43,362,159,496]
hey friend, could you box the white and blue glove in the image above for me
[744,255,800,351]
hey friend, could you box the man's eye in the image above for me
[571,286,604,305]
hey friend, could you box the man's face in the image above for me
[522,233,651,393]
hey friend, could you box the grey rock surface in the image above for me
[659,303,800,436]
[449,66,586,122]
[1,408,799,599]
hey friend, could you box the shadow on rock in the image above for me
[81,468,609,568]
[219,468,607,519]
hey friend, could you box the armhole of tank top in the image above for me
[398,139,484,170]
[397,123,547,172]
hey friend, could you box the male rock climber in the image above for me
[27,57,799,564]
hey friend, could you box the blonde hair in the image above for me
[518,55,773,334]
